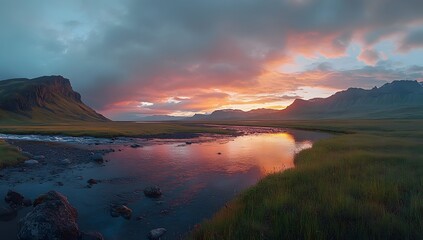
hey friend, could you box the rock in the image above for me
[87,179,98,185]
[0,206,17,221]
[17,191,80,240]
[185,142,192,145]
[80,231,104,240]
[90,153,104,163]
[110,205,132,220]
[144,186,162,198]
[5,190,24,207]
[148,228,167,240]
[160,209,169,215]
[61,159,71,164]
[56,181,64,186]
[33,155,46,160]
[24,159,39,165]
[130,144,141,148]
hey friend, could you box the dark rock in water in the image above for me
[0,206,17,221]
[110,205,132,220]
[61,159,72,164]
[148,228,167,240]
[160,209,169,215]
[56,182,64,187]
[80,231,104,240]
[24,159,39,165]
[90,153,104,163]
[33,155,46,160]
[87,179,98,185]
[130,144,141,148]
[185,142,192,145]
[5,190,24,207]
[18,191,80,240]
[144,186,162,198]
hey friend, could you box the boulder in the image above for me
[24,159,39,165]
[33,155,46,160]
[87,179,98,185]
[144,186,162,198]
[17,191,80,240]
[130,144,141,148]
[90,154,104,163]
[110,205,132,220]
[5,190,25,207]
[148,228,167,240]
[61,159,72,164]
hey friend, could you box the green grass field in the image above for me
[0,121,231,138]
[0,140,27,168]
[191,119,423,239]
[1,119,423,239]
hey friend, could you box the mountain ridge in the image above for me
[0,76,109,122]
[183,80,423,121]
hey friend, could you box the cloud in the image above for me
[398,29,423,52]
[358,49,382,65]
[0,0,423,119]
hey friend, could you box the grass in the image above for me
[0,140,27,168]
[0,121,231,138]
[190,119,423,239]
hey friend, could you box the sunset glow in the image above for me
[1,1,422,120]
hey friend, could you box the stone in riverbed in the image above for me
[144,186,162,198]
[33,155,45,160]
[87,179,98,185]
[5,190,24,207]
[24,159,39,165]
[61,158,71,164]
[110,205,132,220]
[130,144,141,148]
[148,228,167,240]
[17,191,80,240]
[90,153,104,163]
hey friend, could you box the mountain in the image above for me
[277,80,423,119]
[188,80,423,121]
[0,76,109,122]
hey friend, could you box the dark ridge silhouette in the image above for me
[0,76,109,122]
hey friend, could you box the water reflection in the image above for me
[0,128,331,240]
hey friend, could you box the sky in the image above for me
[1,0,423,120]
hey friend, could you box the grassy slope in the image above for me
[0,121,230,138]
[191,119,423,239]
[0,140,27,168]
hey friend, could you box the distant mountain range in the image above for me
[180,80,423,121]
[0,76,108,122]
[0,76,421,122]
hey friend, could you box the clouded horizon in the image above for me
[1,0,423,120]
